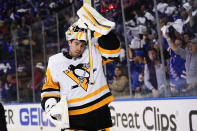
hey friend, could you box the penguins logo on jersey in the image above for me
[64,63,96,91]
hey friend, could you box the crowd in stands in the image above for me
[0,0,75,103]
[0,0,74,61]
[0,0,197,103]
[107,0,197,98]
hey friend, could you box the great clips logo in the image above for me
[110,106,177,131]
[189,110,197,131]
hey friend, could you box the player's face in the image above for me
[68,40,87,57]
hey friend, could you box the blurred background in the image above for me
[0,0,197,104]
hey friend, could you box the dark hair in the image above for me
[115,65,122,71]
[183,32,195,39]
[175,38,185,48]
[148,48,158,54]
[70,39,87,43]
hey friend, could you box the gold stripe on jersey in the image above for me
[41,94,60,99]
[102,59,113,66]
[94,32,102,38]
[68,95,114,116]
[42,68,60,90]
[68,85,108,104]
[95,44,120,55]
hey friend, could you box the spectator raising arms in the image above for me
[166,35,197,96]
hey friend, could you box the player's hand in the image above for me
[45,98,61,124]
[47,104,63,123]
[45,97,70,129]
[45,98,57,113]
[77,3,115,35]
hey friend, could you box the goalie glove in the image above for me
[77,3,115,35]
[45,96,70,129]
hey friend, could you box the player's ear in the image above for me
[68,40,72,46]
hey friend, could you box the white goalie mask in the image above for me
[65,21,87,42]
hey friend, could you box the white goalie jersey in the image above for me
[41,35,120,116]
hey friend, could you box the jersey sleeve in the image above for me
[41,58,60,110]
[95,31,120,65]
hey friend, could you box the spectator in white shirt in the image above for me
[144,48,166,97]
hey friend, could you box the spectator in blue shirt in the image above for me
[130,50,145,97]
[163,37,187,96]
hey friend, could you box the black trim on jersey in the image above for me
[41,88,60,93]
[98,31,120,50]
[41,97,60,110]
[63,51,72,59]
[63,51,82,60]
[69,104,112,130]
[102,56,119,61]
[68,92,112,111]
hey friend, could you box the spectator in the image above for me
[1,0,197,100]
[109,65,129,98]
[166,36,197,96]
[130,50,145,98]
[144,48,167,97]
[163,37,187,96]
[4,74,17,103]
[153,41,171,62]
[33,62,44,102]
[0,78,6,103]
[183,32,194,46]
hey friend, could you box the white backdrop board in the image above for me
[4,97,197,131]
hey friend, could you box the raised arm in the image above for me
[165,34,177,52]
[165,34,186,60]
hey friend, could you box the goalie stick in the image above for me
[83,0,94,84]
[83,0,92,5]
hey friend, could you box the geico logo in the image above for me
[110,106,177,131]
[143,106,177,131]
[5,109,14,125]
[20,107,55,127]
